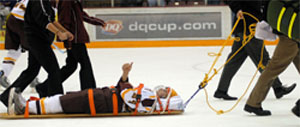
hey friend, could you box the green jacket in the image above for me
[267,0,299,42]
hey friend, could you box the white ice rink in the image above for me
[0,46,299,127]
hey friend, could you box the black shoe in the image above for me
[274,83,296,99]
[214,90,237,100]
[35,83,48,98]
[291,100,300,117]
[244,104,271,116]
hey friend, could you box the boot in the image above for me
[244,104,271,116]
[291,99,300,117]
[214,90,237,100]
[274,83,296,99]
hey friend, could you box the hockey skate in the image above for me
[7,87,15,115]
[0,73,10,88]
[13,88,26,115]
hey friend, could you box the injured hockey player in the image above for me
[7,63,184,116]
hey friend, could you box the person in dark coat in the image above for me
[36,0,106,97]
[213,0,296,100]
[0,0,74,107]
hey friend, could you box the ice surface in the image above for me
[0,46,299,127]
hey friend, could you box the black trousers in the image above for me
[61,43,96,90]
[40,43,96,94]
[0,42,63,107]
[216,33,282,93]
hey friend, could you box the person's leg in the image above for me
[27,94,63,115]
[1,48,22,77]
[73,43,96,90]
[244,37,296,98]
[215,34,248,99]
[30,43,63,96]
[245,35,299,115]
[1,15,23,88]
[37,48,78,95]
[292,49,300,74]
[244,37,270,72]
[0,49,22,88]
[61,49,78,82]
[11,89,63,115]
[0,51,41,107]
[36,47,78,97]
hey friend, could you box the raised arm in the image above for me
[116,63,134,91]
[122,62,133,82]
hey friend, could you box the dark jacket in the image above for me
[58,0,105,48]
[225,0,265,34]
[264,0,299,43]
[59,78,133,114]
[24,0,56,47]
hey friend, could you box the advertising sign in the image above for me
[85,6,231,41]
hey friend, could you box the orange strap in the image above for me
[110,86,118,116]
[40,98,46,114]
[165,88,171,114]
[133,83,144,115]
[24,97,40,118]
[156,88,172,114]
[157,97,163,112]
[88,89,96,116]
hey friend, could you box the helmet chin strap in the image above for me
[162,87,172,113]
[148,87,173,114]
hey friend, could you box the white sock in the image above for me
[2,49,22,77]
[29,94,64,114]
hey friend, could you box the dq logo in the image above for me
[101,20,123,35]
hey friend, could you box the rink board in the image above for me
[0,110,184,119]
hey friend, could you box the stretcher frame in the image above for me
[0,110,184,119]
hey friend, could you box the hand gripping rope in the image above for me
[51,12,66,54]
[184,12,263,115]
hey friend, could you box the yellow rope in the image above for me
[201,12,264,115]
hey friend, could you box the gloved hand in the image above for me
[255,20,277,41]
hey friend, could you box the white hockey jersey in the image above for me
[121,85,184,113]
[11,0,57,21]
[121,86,155,112]
[11,0,29,20]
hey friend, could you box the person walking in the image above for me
[213,0,296,100]
[0,0,73,107]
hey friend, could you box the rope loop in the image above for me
[184,12,265,115]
